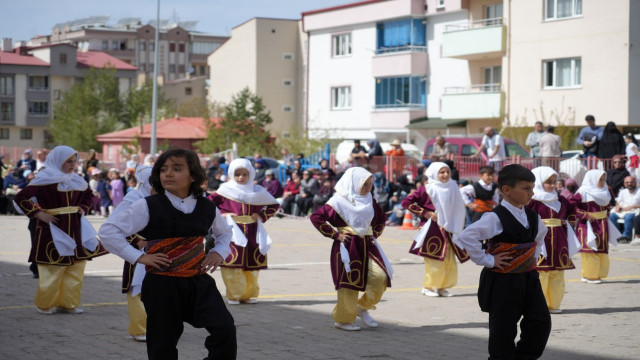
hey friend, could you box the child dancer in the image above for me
[209,158,280,304]
[528,167,579,313]
[14,145,107,314]
[108,165,153,342]
[624,133,640,178]
[571,169,619,284]
[402,162,469,297]
[310,167,393,331]
[98,148,236,360]
[456,164,550,359]
[459,166,500,223]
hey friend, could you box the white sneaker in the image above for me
[438,289,453,297]
[357,309,378,328]
[421,288,439,297]
[131,334,147,342]
[548,308,563,314]
[227,299,240,305]
[631,237,640,246]
[334,322,361,331]
[584,279,602,284]
[581,277,588,283]
[57,307,84,314]
[241,298,258,304]
[36,307,55,315]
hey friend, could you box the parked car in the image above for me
[424,135,530,162]
[335,140,423,165]
[243,156,281,171]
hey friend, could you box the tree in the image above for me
[48,67,122,151]
[196,87,275,156]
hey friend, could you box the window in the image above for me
[199,65,206,75]
[282,106,293,112]
[332,33,351,57]
[461,145,477,156]
[283,53,294,60]
[20,128,33,140]
[283,79,293,86]
[331,86,351,110]
[169,42,176,52]
[482,66,502,91]
[139,41,146,51]
[375,76,426,109]
[0,75,14,95]
[484,3,504,25]
[178,43,185,52]
[0,128,9,139]
[545,0,582,20]
[59,53,67,64]
[543,57,581,88]
[192,42,219,54]
[185,87,192,95]
[149,42,155,51]
[111,40,118,50]
[139,64,146,72]
[28,76,49,90]
[437,0,445,8]
[102,40,109,50]
[376,18,426,54]
[178,65,185,73]
[1,102,14,121]
[169,64,176,73]
[28,101,48,115]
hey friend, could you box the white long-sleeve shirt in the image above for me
[459,179,500,205]
[98,191,232,265]
[456,200,548,268]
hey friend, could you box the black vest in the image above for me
[473,182,498,201]
[490,205,538,245]
[138,193,216,240]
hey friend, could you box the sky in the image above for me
[0,0,357,43]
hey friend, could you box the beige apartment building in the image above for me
[207,18,306,137]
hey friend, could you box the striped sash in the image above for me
[145,236,205,277]
[486,241,536,274]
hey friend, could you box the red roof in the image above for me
[0,52,49,66]
[76,51,137,70]
[96,117,221,142]
[301,0,384,16]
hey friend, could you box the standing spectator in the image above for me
[597,122,625,159]
[253,158,267,185]
[526,121,546,158]
[217,156,229,178]
[109,169,125,208]
[576,115,604,158]
[609,176,640,243]
[17,149,37,175]
[281,148,295,167]
[3,166,27,214]
[312,176,334,212]
[97,171,112,217]
[473,127,505,169]
[261,169,283,198]
[349,140,368,163]
[429,136,452,162]
[126,154,140,170]
[296,170,319,216]
[35,149,48,171]
[624,133,640,178]
[143,154,155,166]
[88,169,101,215]
[206,157,220,187]
[385,139,406,177]
[539,126,562,169]
[366,139,384,159]
[296,153,309,166]
[83,149,99,170]
[606,155,630,197]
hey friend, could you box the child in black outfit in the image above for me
[99,149,236,360]
[456,164,551,359]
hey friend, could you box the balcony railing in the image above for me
[444,83,502,94]
[445,17,503,32]
[375,44,427,55]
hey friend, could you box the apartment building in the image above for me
[207,18,305,137]
[29,17,227,83]
[0,39,137,148]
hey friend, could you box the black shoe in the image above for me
[617,237,630,244]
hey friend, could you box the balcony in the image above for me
[441,84,504,120]
[441,18,506,60]
[372,51,429,78]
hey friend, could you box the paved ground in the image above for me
[0,214,639,360]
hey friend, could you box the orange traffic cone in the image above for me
[400,211,418,230]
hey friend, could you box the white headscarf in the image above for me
[326,167,374,236]
[216,158,278,205]
[424,162,465,235]
[28,146,87,191]
[576,169,611,206]
[532,166,561,212]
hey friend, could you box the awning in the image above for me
[407,117,467,129]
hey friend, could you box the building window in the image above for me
[282,106,293,112]
[283,79,293,86]
[482,66,502,91]
[0,128,9,139]
[545,0,582,20]
[112,40,119,50]
[20,128,33,140]
[169,64,176,73]
[192,42,219,54]
[28,76,49,90]
[376,18,426,54]
[149,42,155,51]
[102,40,109,50]
[484,4,504,25]
[185,87,192,95]
[178,65,185,73]
[543,57,581,88]
[1,102,14,121]
[178,43,185,52]
[375,76,426,109]
[199,65,206,75]
[283,53,294,60]
[332,86,351,110]
[28,101,49,115]
[0,75,14,95]
[437,0,445,8]
[139,63,146,72]
[332,33,351,57]
[139,41,146,51]
[59,53,67,64]
[169,42,176,52]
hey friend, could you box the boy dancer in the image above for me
[456,164,550,359]
[460,166,500,223]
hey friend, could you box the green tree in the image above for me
[48,67,122,151]
[196,87,275,156]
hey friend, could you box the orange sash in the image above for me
[145,236,205,277]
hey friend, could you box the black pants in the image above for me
[479,269,551,360]
[141,273,237,360]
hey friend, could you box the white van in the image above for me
[334,140,423,165]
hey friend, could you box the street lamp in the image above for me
[150,0,160,156]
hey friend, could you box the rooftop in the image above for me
[96,117,221,141]
[76,51,138,70]
[0,51,49,66]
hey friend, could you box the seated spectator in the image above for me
[217,156,229,177]
[3,166,27,214]
[254,158,267,184]
[318,158,336,181]
[312,176,334,212]
[429,136,452,161]
[281,172,301,215]
[373,172,390,212]
[296,153,309,166]
[607,154,630,197]
[609,176,640,243]
[366,139,384,159]
[386,173,415,226]
[297,169,319,216]
[262,169,283,198]
[281,148,295,167]
[288,160,303,178]
[349,140,368,163]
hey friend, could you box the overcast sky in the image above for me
[1,0,356,43]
